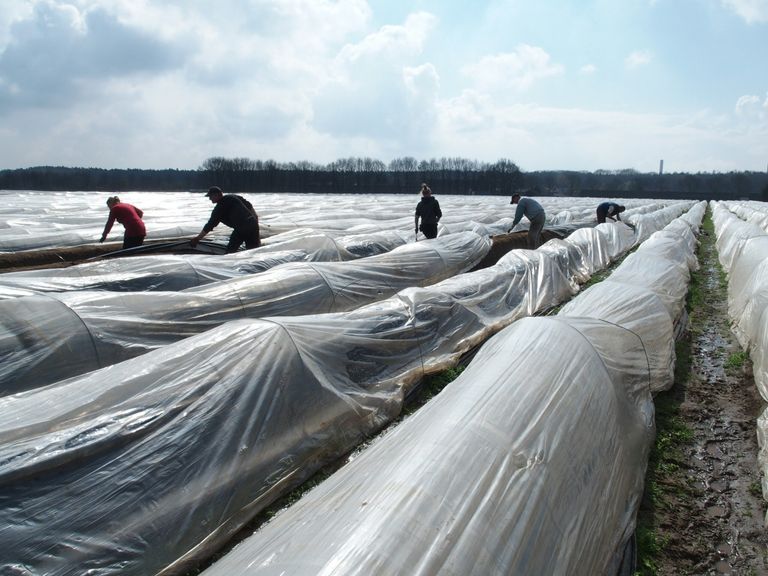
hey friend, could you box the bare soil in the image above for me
[637,223,768,575]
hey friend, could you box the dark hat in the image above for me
[206,186,223,197]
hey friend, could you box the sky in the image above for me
[0,0,767,174]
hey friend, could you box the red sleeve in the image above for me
[102,209,117,237]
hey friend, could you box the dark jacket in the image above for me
[203,195,259,233]
[415,196,442,224]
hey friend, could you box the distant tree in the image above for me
[388,156,419,171]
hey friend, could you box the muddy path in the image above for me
[637,216,768,575]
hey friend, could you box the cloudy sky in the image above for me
[1,0,767,173]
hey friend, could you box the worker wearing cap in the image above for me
[190,186,260,252]
[508,193,546,249]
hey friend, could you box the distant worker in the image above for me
[100,195,146,250]
[596,202,626,224]
[190,186,260,252]
[414,183,442,240]
[509,193,546,249]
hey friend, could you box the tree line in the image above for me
[1,157,766,201]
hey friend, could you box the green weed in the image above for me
[724,350,748,371]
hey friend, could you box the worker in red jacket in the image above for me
[100,196,146,249]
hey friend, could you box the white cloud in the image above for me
[721,0,768,24]
[1,2,766,172]
[735,93,768,125]
[461,45,564,93]
[311,11,439,149]
[735,94,761,114]
[625,50,652,69]
[0,1,187,110]
[431,94,768,172]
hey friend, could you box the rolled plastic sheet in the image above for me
[0,232,491,393]
[200,316,655,576]
[0,230,408,298]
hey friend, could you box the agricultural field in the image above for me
[1,191,766,575]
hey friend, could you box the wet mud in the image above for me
[643,226,768,575]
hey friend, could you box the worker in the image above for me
[596,202,626,224]
[414,183,442,240]
[100,196,146,249]
[509,193,546,249]
[190,186,260,252]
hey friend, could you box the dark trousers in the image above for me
[420,222,438,239]
[227,227,261,253]
[527,214,545,249]
[596,208,608,223]
[123,235,145,250]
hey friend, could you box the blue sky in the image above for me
[0,0,766,173]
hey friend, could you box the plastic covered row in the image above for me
[0,231,490,393]
[199,208,702,575]
[0,191,684,252]
[711,203,768,391]
[709,201,768,512]
[0,229,409,298]
[0,202,695,575]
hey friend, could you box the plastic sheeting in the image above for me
[0,229,408,298]
[0,231,490,393]
[1,191,687,253]
[0,202,699,576]
[711,202,768,388]
[201,316,655,576]
[560,206,704,392]
[199,208,702,576]
[710,201,768,515]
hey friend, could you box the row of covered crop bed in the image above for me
[0,195,683,394]
[200,203,704,575]
[0,196,703,575]
[710,201,768,506]
[0,190,678,252]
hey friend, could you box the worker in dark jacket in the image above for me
[190,186,260,252]
[414,183,442,240]
[100,196,146,249]
[596,202,626,223]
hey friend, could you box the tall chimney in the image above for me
[659,159,664,175]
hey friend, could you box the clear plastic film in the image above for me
[0,201,699,575]
[0,232,490,393]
